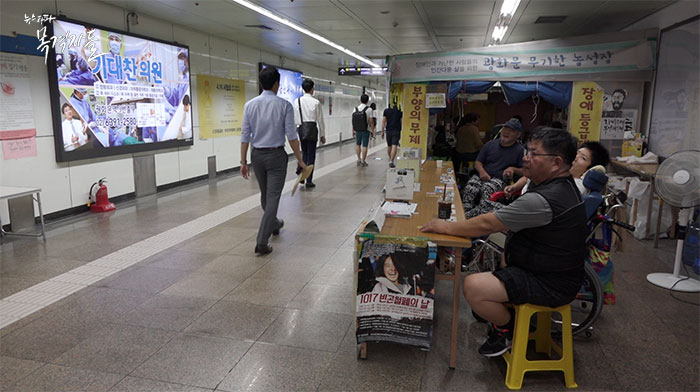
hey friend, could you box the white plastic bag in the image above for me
[607,175,633,193]
[627,179,673,239]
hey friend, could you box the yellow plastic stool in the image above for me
[501,303,577,389]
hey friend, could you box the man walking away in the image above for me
[240,66,307,256]
[381,101,402,168]
[293,78,325,188]
[352,94,374,167]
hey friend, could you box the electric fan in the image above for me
[646,150,700,292]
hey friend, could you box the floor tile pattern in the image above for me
[1,141,698,391]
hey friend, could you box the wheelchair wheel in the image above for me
[552,262,604,337]
[464,241,499,274]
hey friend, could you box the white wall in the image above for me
[623,0,699,31]
[0,0,386,222]
[622,0,699,141]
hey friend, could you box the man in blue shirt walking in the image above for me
[240,66,307,255]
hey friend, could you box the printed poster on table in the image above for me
[0,53,36,140]
[400,84,428,159]
[355,234,437,349]
[569,81,603,142]
[196,75,245,138]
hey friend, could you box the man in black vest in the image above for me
[420,128,586,357]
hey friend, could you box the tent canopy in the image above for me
[442,80,571,109]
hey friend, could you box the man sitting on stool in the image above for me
[462,117,524,218]
[421,128,587,357]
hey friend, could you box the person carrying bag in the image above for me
[297,98,318,142]
[293,78,325,188]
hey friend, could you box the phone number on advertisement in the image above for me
[96,117,138,128]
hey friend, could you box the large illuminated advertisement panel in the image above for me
[258,63,303,105]
[47,18,193,162]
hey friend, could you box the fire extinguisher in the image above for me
[88,177,116,212]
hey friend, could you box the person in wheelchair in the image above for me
[461,117,524,219]
[420,128,587,357]
[503,140,610,199]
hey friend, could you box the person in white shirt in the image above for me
[178,94,192,139]
[352,94,375,167]
[61,103,87,151]
[293,78,325,188]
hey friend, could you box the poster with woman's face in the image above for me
[355,235,436,349]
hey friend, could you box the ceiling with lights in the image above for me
[101,0,677,71]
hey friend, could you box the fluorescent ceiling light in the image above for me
[500,0,521,17]
[490,0,520,46]
[230,0,380,68]
[492,25,508,41]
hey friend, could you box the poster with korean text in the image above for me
[48,18,193,162]
[355,234,437,349]
[569,82,603,142]
[196,75,244,139]
[400,84,428,159]
[0,53,38,159]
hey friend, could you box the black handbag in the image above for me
[297,98,318,142]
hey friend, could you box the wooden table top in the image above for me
[381,161,472,248]
[610,160,659,179]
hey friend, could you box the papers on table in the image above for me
[432,185,455,199]
[382,201,418,218]
[386,168,415,200]
[440,174,455,184]
[361,200,386,232]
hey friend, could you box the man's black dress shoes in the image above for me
[272,219,284,235]
[254,244,273,255]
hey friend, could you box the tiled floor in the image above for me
[1,141,698,391]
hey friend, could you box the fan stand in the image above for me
[646,207,700,292]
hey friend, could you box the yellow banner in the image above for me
[400,84,428,159]
[569,82,603,142]
[196,75,245,139]
[389,83,404,111]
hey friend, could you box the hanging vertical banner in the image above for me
[355,234,437,349]
[569,82,603,142]
[196,75,245,139]
[400,84,428,159]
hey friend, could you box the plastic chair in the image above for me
[501,303,577,389]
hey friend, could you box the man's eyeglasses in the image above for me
[525,149,560,158]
